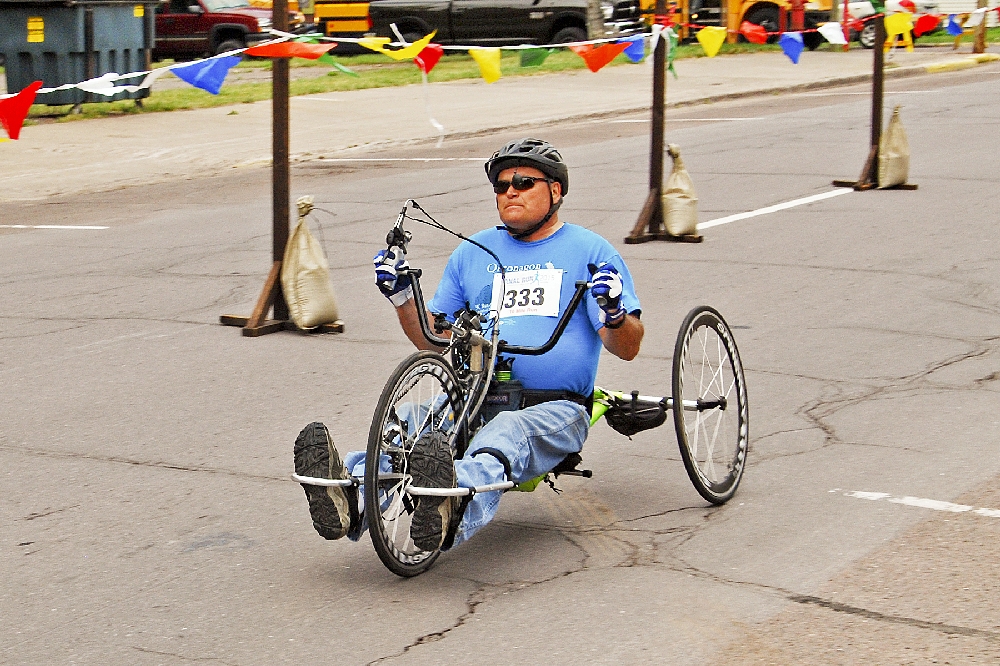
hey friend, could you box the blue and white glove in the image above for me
[589,262,626,329]
[374,247,413,306]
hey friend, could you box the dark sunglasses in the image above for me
[493,174,551,194]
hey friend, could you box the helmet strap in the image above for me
[503,190,562,241]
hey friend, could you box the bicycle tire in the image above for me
[366,351,466,577]
[671,306,749,505]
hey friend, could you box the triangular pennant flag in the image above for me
[358,36,392,53]
[696,26,727,57]
[245,41,335,59]
[817,21,848,44]
[620,35,646,62]
[414,43,443,74]
[946,14,963,35]
[912,14,940,36]
[779,31,804,63]
[570,42,629,72]
[519,48,552,67]
[0,80,42,140]
[76,72,133,97]
[469,47,502,83]
[666,28,679,78]
[739,20,769,44]
[362,32,436,61]
[318,52,359,75]
[884,11,913,37]
[964,7,986,27]
[171,55,241,94]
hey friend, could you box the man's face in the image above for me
[495,166,562,231]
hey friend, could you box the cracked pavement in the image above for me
[2,64,1000,663]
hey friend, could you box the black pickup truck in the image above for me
[367,0,643,46]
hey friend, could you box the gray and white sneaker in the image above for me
[294,422,356,540]
[408,431,456,552]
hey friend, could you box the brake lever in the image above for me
[386,199,415,250]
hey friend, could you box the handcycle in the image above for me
[293,201,749,577]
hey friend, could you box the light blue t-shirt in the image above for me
[428,224,640,396]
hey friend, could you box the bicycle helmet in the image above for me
[485,138,569,195]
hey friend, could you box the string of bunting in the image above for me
[2,5,997,142]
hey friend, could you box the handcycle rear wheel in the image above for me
[366,351,466,577]
[672,306,749,505]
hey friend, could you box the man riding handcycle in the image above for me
[293,138,748,577]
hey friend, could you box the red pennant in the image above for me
[0,80,42,140]
[898,0,916,10]
[913,13,940,36]
[739,20,769,44]
[570,42,629,73]
[245,41,336,59]
[414,43,443,74]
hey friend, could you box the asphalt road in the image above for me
[3,65,1000,664]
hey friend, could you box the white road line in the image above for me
[604,117,761,123]
[835,489,1000,518]
[312,157,483,162]
[0,224,109,230]
[698,188,853,230]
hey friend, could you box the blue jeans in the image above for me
[344,400,589,548]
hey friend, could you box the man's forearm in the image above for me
[395,298,448,351]
[599,314,644,361]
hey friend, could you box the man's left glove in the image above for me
[589,262,626,329]
[374,247,414,306]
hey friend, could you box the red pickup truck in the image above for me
[154,0,302,59]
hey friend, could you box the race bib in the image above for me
[491,269,563,318]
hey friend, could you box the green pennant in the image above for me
[666,29,679,79]
[319,56,358,76]
[519,48,552,67]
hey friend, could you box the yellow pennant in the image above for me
[358,32,436,61]
[884,12,914,37]
[696,26,727,57]
[469,47,501,83]
[884,12,915,51]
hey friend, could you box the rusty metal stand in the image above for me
[833,16,918,192]
[221,0,343,336]
[626,6,702,244]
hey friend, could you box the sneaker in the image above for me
[294,422,356,540]
[408,431,456,552]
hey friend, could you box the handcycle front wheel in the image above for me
[672,306,749,505]
[365,351,467,577]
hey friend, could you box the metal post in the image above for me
[272,0,290,322]
[832,14,913,191]
[83,7,96,107]
[624,0,667,243]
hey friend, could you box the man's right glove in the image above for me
[374,247,413,306]
[589,262,626,329]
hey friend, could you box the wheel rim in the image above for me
[861,24,876,47]
[368,355,463,572]
[674,310,748,503]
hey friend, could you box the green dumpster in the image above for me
[0,0,155,106]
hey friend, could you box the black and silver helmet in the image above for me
[485,138,569,195]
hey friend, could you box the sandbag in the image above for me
[281,197,340,329]
[878,105,910,189]
[662,144,699,237]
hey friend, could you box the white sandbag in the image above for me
[281,197,340,329]
[662,144,699,237]
[878,105,910,189]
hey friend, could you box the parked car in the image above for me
[154,0,304,60]
[366,0,643,46]
[846,0,940,48]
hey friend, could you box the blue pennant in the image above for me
[172,56,241,95]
